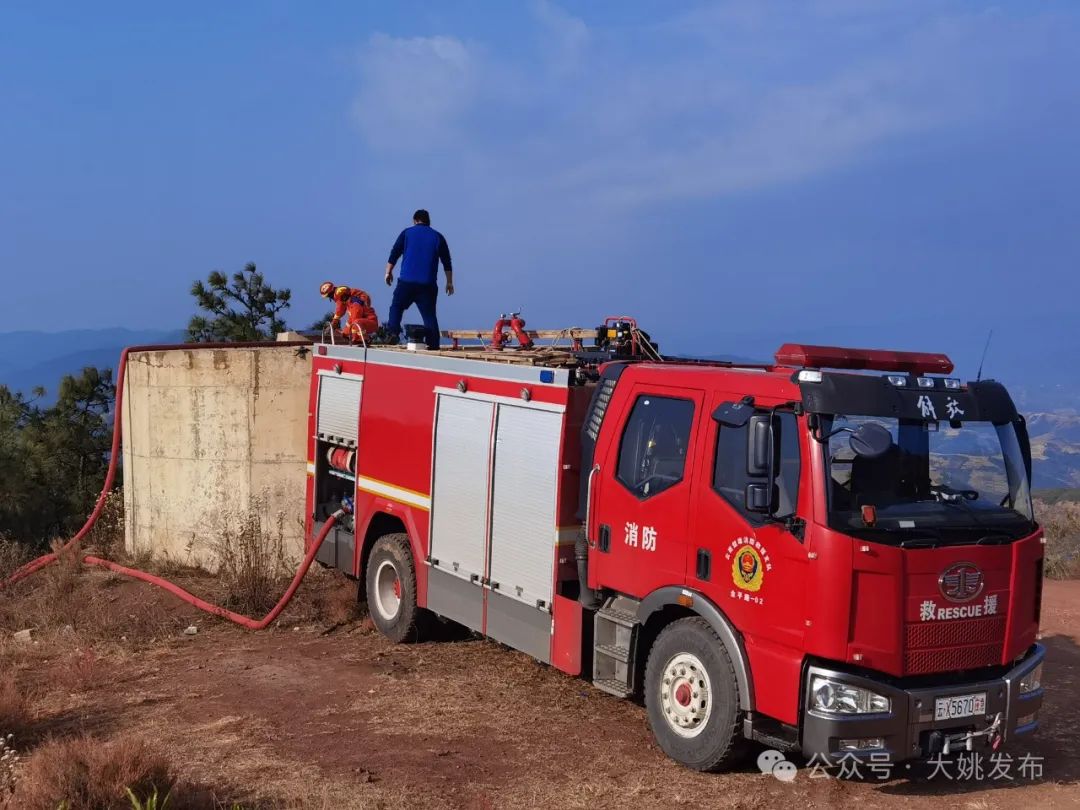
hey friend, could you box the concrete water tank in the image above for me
[121,344,311,569]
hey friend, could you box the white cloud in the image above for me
[532,1,590,74]
[350,5,1073,208]
[558,70,928,206]
[352,34,475,150]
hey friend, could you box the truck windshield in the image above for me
[820,415,1034,542]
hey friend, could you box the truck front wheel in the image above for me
[365,533,423,643]
[644,617,744,771]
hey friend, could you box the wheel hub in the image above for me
[373,559,402,622]
[660,652,712,738]
[674,683,692,707]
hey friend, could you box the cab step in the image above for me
[593,678,633,698]
[592,596,641,699]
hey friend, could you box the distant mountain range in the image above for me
[934,410,1080,491]
[1026,410,1080,489]
[0,328,182,401]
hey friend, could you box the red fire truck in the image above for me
[304,323,1045,770]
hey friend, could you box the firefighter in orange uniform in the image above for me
[320,282,380,342]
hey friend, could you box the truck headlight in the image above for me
[811,676,891,715]
[1018,664,1043,694]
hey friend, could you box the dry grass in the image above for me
[0,536,30,582]
[1,527,358,660]
[83,489,126,560]
[0,734,19,801]
[51,647,100,694]
[285,567,361,626]
[1037,499,1080,579]
[343,636,632,741]
[1,487,121,582]
[4,735,176,810]
[0,562,186,650]
[2,487,357,639]
[0,539,86,636]
[0,675,29,742]
[213,503,293,616]
[41,536,85,623]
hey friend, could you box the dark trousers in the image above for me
[386,281,440,349]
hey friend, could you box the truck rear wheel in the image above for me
[365,533,423,643]
[644,617,744,771]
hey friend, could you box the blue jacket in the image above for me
[388,224,452,286]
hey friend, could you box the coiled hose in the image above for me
[1,341,338,630]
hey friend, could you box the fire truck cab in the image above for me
[304,330,1045,772]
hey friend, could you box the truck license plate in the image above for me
[934,692,987,721]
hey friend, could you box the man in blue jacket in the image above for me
[384,209,454,350]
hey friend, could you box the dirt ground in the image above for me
[3,570,1079,809]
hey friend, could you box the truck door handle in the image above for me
[585,464,601,547]
[598,524,611,553]
[696,548,711,581]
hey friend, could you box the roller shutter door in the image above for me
[488,404,562,609]
[429,395,494,583]
[317,375,362,446]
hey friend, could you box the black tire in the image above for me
[365,532,424,643]
[643,617,745,771]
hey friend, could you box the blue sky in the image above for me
[2,1,1078,380]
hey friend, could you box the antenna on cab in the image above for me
[975,329,994,382]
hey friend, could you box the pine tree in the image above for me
[187,262,291,342]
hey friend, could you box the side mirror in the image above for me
[745,482,775,513]
[849,422,893,459]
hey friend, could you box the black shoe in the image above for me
[370,326,399,345]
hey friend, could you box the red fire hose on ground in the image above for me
[0,341,340,631]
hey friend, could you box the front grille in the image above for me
[905,644,1001,674]
[905,615,1006,648]
[903,614,1005,675]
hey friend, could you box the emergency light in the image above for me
[774,343,954,375]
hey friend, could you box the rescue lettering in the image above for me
[919,593,999,622]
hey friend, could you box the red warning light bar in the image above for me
[774,343,954,375]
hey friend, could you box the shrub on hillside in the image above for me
[0,733,19,800]
[1037,499,1080,579]
[0,675,29,802]
[84,490,126,559]
[213,501,293,616]
[0,674,29,741]
[0,536,28,581]
[7,735,174,810]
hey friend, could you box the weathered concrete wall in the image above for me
[121,346,311,569]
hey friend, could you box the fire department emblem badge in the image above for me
[731,544,764,593]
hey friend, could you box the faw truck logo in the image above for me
[938,562,984,603]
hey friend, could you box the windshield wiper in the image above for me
[935,496,988,528]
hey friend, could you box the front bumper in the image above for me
[802,643,1045,762]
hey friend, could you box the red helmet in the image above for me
[319,281,335,298]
